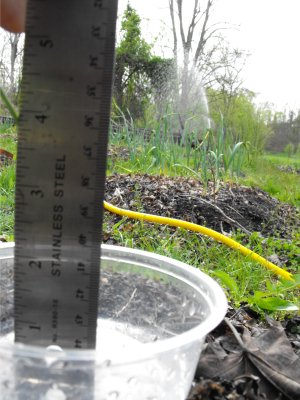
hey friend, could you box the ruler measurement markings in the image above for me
[27,35,49,38]
[17,321,38,325]
[21,111,44,114]
[15,184,39,188]
[14,0,118,349]
[18,138,30,143]
[17,255,38,260]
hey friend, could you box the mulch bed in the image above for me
[103,165,300,399]
[104,173,300,240]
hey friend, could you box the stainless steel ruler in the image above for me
[14,0,118,349]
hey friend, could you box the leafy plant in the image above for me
[113,4,173,124]
[0,87,18,124]
[172,113,249,194]
[213,270,300,314]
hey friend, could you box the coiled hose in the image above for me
[104,201,294,282]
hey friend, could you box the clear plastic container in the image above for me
[0,242,227,400]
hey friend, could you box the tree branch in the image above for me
[169,0,178,60]
[194,0,213,64]
[177,0,186,50]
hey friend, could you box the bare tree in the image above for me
[0,30,24,110]
[165,0,248,136]
[205,46,250,126]
[8,33,22,99]
[167,0,212,133]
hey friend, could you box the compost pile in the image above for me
[104,173,300,240]
[103,172,300,400]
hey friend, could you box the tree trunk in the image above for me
[8,33,21,101]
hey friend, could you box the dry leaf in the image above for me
[102,233,111,241]
[196,317,300,400]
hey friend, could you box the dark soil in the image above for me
[99,268,206,341]
[104,173,300,240]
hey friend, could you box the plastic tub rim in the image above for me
[0,242,227,364]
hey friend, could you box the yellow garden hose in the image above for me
[103,201,295,282]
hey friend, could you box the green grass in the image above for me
[0,124,17,154]
[0,162,16,241]
[0,121,15,134]
[102,215,300,316]
[0,126,17,241]
[242,156,300,209]
[264,152,300,167]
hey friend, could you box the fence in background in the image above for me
[0,115,15,126]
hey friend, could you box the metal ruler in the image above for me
[14,0,118,349]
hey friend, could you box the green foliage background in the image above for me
[110,5,300,156]
[112,4,173,125]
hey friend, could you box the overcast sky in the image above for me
[118,0,300,113]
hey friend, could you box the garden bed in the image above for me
[104,173,300,240]
[1,137,300,398]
